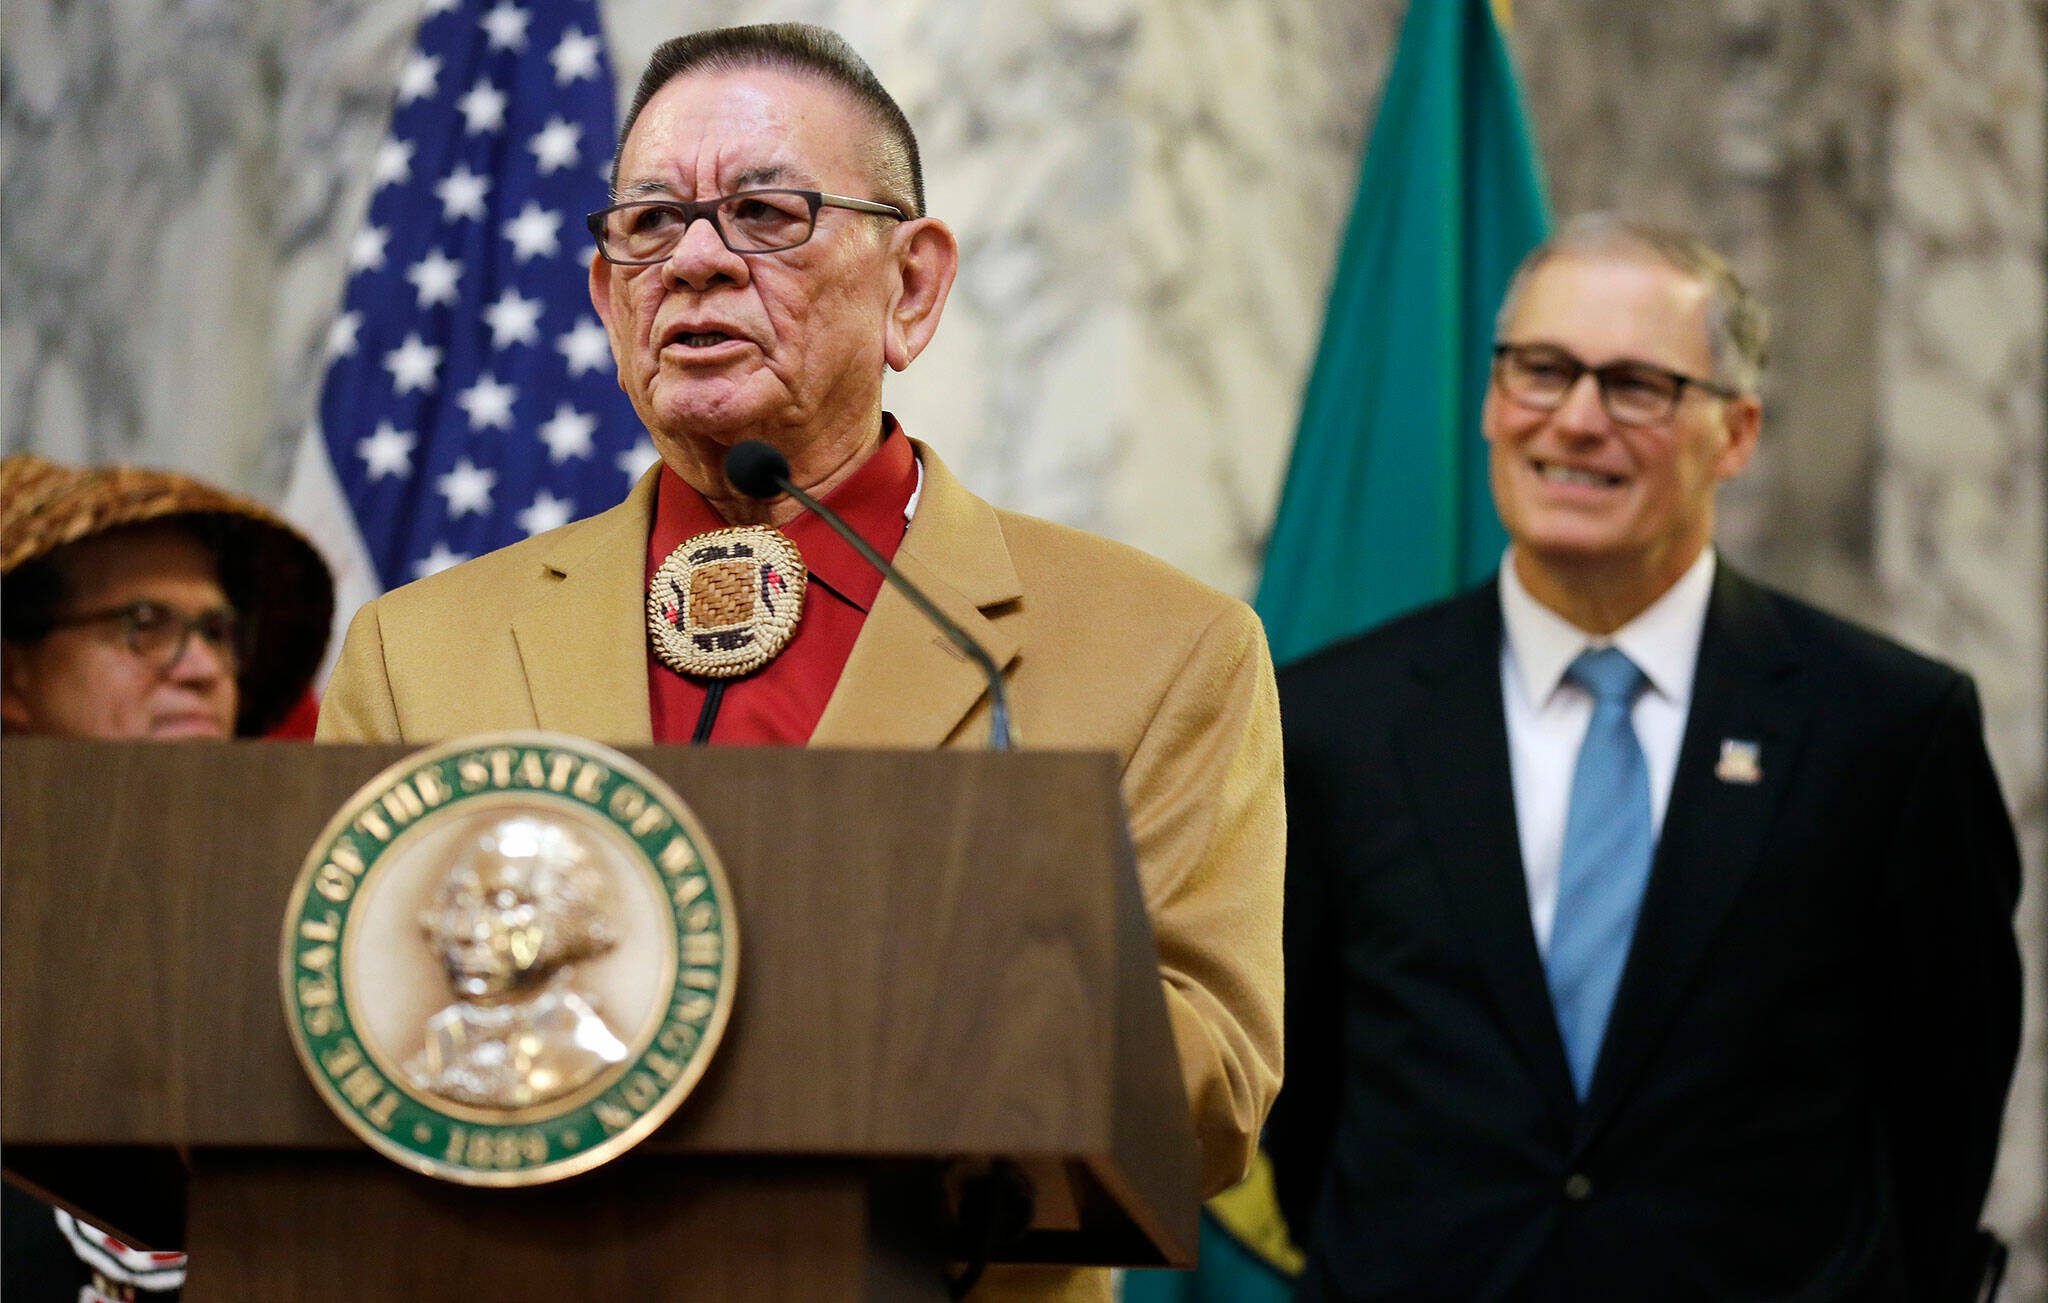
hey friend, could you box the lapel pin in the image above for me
[1715,738,1763,785]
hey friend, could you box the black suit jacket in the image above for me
[1267,568,2021,1302]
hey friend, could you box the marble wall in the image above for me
[2,0,2043,1289]
[1875,1,2047,1286]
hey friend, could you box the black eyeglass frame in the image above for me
[1491,342,1742,427]
[43,599,246,672]
[585,189,910,263]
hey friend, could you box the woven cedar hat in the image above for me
[0,453,335,736]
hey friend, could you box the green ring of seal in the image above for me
[279,732,738,1187]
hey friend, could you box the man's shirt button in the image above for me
[1562,1173,1594,1202]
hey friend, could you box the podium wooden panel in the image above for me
[1,739,1198,1299]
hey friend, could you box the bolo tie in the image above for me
[646,525,807,743]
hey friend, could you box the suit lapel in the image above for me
[508,468,660,743]
[809,443,1022,748]
[1395,587,1580,1116]
[1575,567,1808,1145]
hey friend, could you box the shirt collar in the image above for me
[646,416,920,613]
[1499,547,1717,707]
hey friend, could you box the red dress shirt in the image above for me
[644,424,916,745]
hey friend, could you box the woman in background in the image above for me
[0,452,334,1301]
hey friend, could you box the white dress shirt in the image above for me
[1499,548,1716,954]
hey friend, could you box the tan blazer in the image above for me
[319,443,1283,1300]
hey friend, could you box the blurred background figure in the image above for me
[1270,217,2022,1301]
[1,453,333,740]
[0,452,333,1302]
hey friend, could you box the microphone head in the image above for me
[724,440,791,500]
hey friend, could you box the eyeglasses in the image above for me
[585,189,909,263]
[1492,343,1740,428]
[46,600,244,672]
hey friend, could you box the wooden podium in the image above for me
[1,739,1198,1299]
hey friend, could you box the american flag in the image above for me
[310,0,650,592]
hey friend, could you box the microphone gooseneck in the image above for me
[721,440,1014,750]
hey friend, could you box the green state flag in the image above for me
[1126,3,1549,1298]
[1253,0,1551,669]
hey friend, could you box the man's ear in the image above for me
[883,218,959,372]
[1715,394,1763,481]
[1,644,37,732]
[588,253,619,336]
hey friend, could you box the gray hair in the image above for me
[1494,213,1771,393]
[613,23,924,219]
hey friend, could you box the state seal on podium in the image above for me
[280,733,737,1186]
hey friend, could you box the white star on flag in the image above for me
[414,542,469,580]
[326,311,362,359]
[406,249,463,307]
[616,437,659,482]
[480,2,532,52]
[516,489,575,537]
[383,333,444,394]
[457,79,508,134]
[528,117,582,175]
[356,422,416,479]
[457,374,518,431]
[434,164,491,221]
[374,138,416,190]
[396,52,442,105]
[437,458,497,517]
[557,317,611,375]
[550,28,602,84]
[537,403,597,462]
[502,201,564,262]
[348,225,390,272]
[482,288,544,347]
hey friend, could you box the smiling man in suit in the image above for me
[316,24,1281,1300]
[1267,214,2022,1301]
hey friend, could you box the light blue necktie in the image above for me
[1545,647,1653,1099]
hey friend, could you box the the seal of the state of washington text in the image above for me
[281,733,737,1187]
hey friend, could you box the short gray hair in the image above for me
[614,23,924,219]
[1494,213,1771,394]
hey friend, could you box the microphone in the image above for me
[723,440,792,501]
[724,440,1014,750]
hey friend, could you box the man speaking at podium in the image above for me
[316,24,1283,1297]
